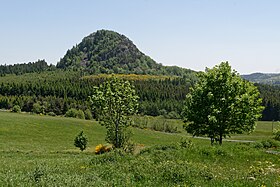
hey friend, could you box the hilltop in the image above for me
[242,73,280,85]
[57,30,194,77]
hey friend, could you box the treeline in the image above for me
[0,71,192,118]
[0,69,279,120]
[258,84,280,121]
[0,60,55,75]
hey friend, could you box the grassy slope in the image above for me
[0,111,279,186]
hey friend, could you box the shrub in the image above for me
[65,108,79,118]
[32,103,42,114]
[261,139,280,149]
[77,109,85,119]
[95,144,112,154]
[123,141,136,154]
[150,120,178,133]
[132,115,148,129]
[165,111,180,119]
[251,142,264,149]
[179,138,193,148]
[74,131,88,151]
[84,109,93,120]
[47,112,56,116]
[273,129,280,141]
[11,105,21,113]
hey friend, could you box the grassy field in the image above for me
[0,111,280,186]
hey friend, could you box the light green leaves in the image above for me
[183,62,264,144]
[89,76,138,148]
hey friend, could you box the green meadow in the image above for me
[0,111,279,186]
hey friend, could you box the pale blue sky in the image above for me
[1,0,280,74]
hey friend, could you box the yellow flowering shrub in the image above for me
[95,144,112,154]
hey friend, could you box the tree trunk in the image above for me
[219,135,223,145]
[210,137,214,145]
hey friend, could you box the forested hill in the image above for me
[56,30,194,77]
[242,73,280,85]
[0,60,55,75]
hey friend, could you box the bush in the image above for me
[179,138,193,148]
[77,109,85,119]
[260,139,280,149]
[74,131,88,151]
[66,108,85,119]
[32,102,42,114]
[65,108,79,118]
[47,112,56,116]
[132,115,148,129]
[251,142,264,149]
[150,119,178,133]
[11,105,21,113]
[95,144,112,154]
[84,109,93,120]
[273,129,280,141]
[165,111,180,119]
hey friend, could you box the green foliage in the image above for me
[132,115,183,133]
[32,102,43,114]
[0,70,193,118]
[74,131,88,151]
[164,111,180,119]
[150,119,179,133]
[65,108,85,119]
[0,59,54,75]
[84,109,93,120]
[273,128,280,141]
[47,112,56,116]
[183,62,264,144]
[260,139,280,148]
[243,72,280,85]
[65,108,79,118]
[56,30,195,77]
[11,105,21,113]
[76,109,85,119]
[179,138,193,148]
[90,77,138,148]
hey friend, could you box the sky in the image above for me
[0,0,280,74]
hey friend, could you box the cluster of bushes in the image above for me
[132,116,180,133]
[11,103,93,120]
[252,139,280,149]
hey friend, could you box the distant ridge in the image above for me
[57,30,194,77]
[242,73,280,85]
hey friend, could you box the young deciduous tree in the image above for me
[183,62,264,145]
[74,131,88,151]
[90,77,138,148]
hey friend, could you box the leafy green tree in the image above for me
[74,131,88,151]
[90,77,138,148]
[183,62,264,145]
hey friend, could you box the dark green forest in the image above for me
[0,61,279,121]
[0,30,279,121]
[0,67,192,118]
